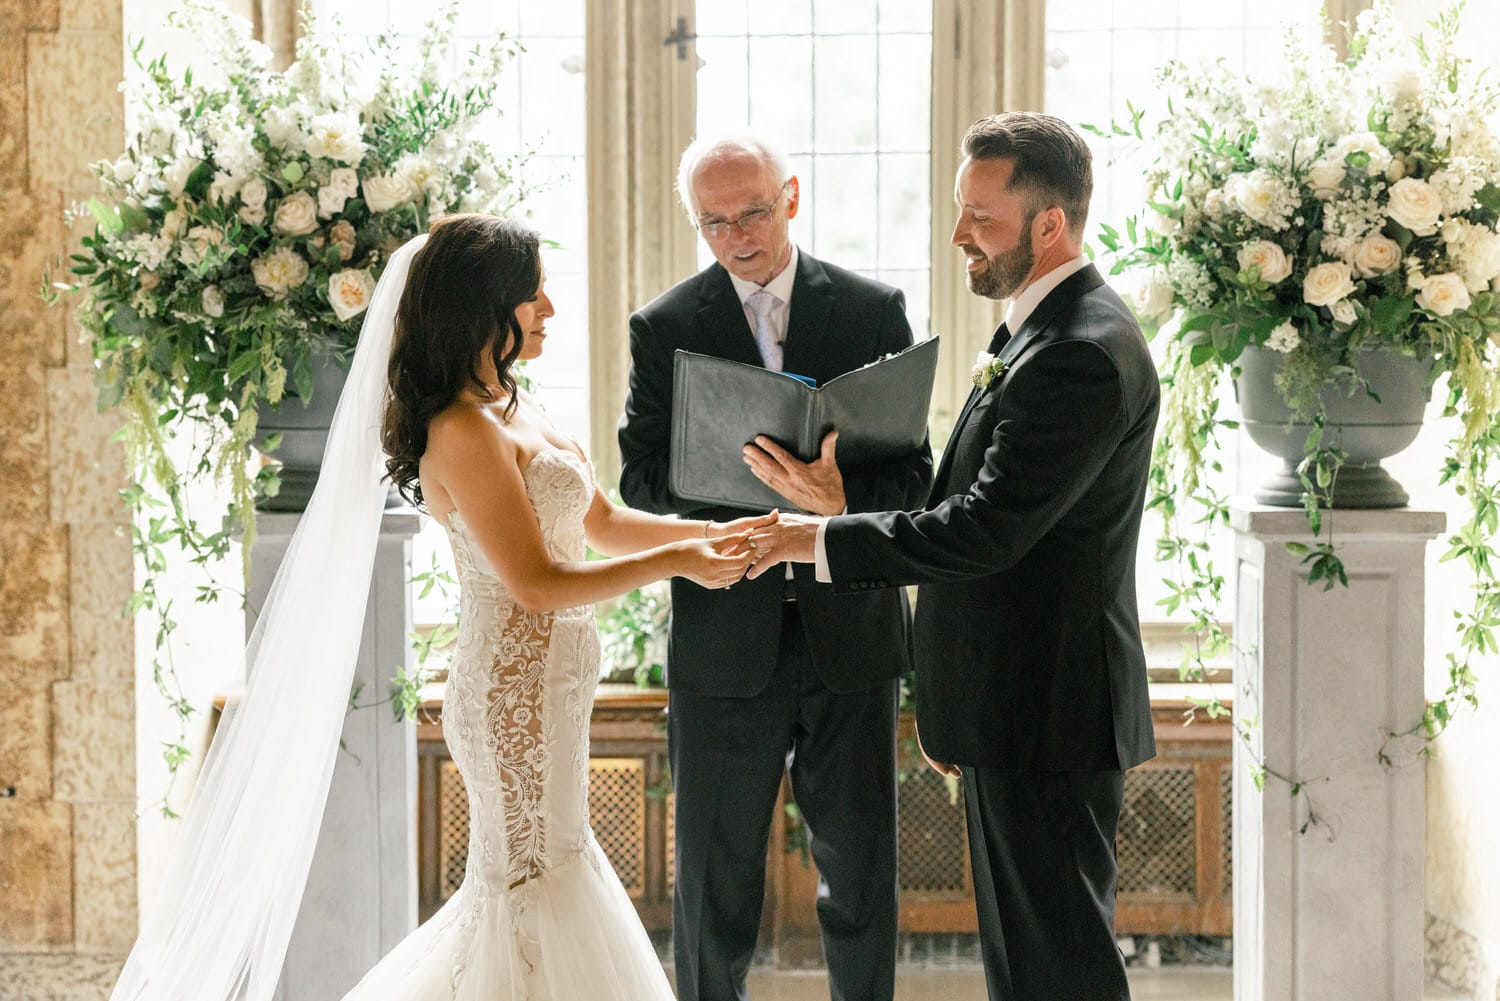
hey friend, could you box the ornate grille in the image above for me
[1220,764,1234,898]
[897,768,969,893]
[438,760,469,899]
[588,758,647,898]
[1118,766,1196,895]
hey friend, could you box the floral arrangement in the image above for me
[1100,3,1500,772]
[50,0,527,796]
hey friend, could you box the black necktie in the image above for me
[987,322,1011,356]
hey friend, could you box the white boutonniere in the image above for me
[971,351,1008,389]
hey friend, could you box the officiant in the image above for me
[617,133,932,1001]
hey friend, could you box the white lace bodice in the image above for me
[440,448,602,913]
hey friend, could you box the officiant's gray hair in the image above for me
[963,113,1093,238]
[677,133,793,220]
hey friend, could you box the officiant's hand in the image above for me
[743,431,845,516]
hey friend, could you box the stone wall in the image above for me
[0,0,136,997]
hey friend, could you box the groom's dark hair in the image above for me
[963,113,1093,237]
[383,214,542,506]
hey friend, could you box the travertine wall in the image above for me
[0,0,136,997]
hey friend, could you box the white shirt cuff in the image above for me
[814,516,835,583]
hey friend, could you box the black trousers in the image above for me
[668,603,900,1001]
[963,766,1131,1001]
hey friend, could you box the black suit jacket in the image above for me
[825,265,1159,770]
[619,251,933,697]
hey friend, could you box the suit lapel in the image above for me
[696,265,765,367]
[927,266,1106,502]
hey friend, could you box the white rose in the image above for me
[1333,132,1392,176]
[1331,299,1357,325]
[201,285,225,318]
[1230,170,1285,227]
[1237,240,1292,284]
[1131,271,1176,322]
[327,167,359,200]
[1266,320,1300,353]
[1303,261,1356,308]
[396,154,437,189]
[239,177,268,226]
[362,173,416,213]
[1386,178,1443,236]
[251,247,310,298]
[318,184,348,219]
[328,268,377,321]
[1416,272,1472,317]
[305,112,367,167]
[1306,158,1346,199]
[1352,234,1401,277]
[1461,229,1500,291]
[271,190,319,236]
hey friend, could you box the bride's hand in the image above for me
[675,534,754,589]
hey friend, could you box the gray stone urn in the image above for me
[253,347,353,512]
[1233,345,1433,508]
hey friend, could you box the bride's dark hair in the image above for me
[382,214,542,506]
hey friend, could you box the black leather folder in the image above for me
[668,336,939,511]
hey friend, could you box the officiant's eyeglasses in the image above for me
[696,182,791,241]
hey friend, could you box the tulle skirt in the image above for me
[339,838,674,1000]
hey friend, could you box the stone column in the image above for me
[246,509,422,1001]
[1230,506,1444,1001]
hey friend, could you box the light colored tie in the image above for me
[746,289,783,371]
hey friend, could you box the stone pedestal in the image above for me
[1230,506,1445,1001]
[247,510,422,1001]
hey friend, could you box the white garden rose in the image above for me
[1266,320,1301,353]
[1331,299,1357,325]
[318,184,349,219]
[1386,177,1443,236]
[1229,169,1290,228]
[327,167,359,200]
[239,177,267,212]
[1461,229,1500,291]
[1131,270,1176,321]
[1302,261,1356,308]
[1416,272,1472,316]
[251,247,310,298]
[328,268,377,321]
[1307,158,1346,199]
[305,112,367,167]
[1332,132,1393,176]
[271,190,319,236]
[1352,233,1401,277]
[362,173,417,212]
[1237,240,1292,284]
[201,285,225,318]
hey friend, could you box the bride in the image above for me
[110,215,771,1001]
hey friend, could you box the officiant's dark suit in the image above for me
[618,136,931,1001]
[819,115,1160,1001]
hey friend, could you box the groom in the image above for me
[744,113,1160,1001]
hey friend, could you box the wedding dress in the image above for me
[107,236,674,1001]
[339,447,675,1001]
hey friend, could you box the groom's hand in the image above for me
[743,431,845,516]
[744,514,822,580]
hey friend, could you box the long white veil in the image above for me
[111,234,429,1001]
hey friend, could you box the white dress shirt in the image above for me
[811,254,1092,582]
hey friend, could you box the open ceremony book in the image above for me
[669,336,939,511]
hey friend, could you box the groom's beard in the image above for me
[964,222,1036,301]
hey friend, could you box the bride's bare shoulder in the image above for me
[424,400,518,468]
